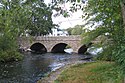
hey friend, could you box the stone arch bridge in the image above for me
[18,35,92,53]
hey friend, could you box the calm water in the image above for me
[0,53,87,83]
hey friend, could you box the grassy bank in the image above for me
[54,61,124,83]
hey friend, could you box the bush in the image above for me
[0,32,24,62]
[96,46,115,61]
[0,50,23,62]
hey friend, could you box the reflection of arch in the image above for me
[30,43,47,53]
[51,43,68,53]
[78,45,88,54]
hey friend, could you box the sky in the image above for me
[44,0,84,29]
[52,10,83,29]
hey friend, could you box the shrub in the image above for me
[0,50,23,62]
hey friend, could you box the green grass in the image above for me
[54,61,124,83]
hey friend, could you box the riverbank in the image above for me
[54,61,124,83]
[37,60,91,83]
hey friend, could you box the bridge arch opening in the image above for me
[78,45,88,54]
[78,43,93,54]
[30,43,47,53]
[51,43,70,53]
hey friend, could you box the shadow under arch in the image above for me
[78,45,88,54]
[30,42,47,53]
[78,43,93,54]
[51,43,68,53]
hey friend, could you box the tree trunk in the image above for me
[121,2,125,83]
[121,1,125,27]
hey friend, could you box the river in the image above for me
[0,52,90,83]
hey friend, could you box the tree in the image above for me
[82,0,125,70]
[71,25,84,35]
[66,25,85,35]
[66,27,73,35]
[52,0,125,64]
[51,0,125,80]
[0,0,30,62]
[0,0,55,36]
[0,0,55,62]
[24,0,55,36]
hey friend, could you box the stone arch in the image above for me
[30,42,47,53]
[78,44,88,54]
[78,43,93,54]
[51,43,70,53]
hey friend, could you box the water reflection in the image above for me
[0,53,86,83]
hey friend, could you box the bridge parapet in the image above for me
[34,35,81,41]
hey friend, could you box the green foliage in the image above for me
[66,28,72,35]
[82,0,124,60]
[50,0,85,17]
[83,0,122,42]
[52,0,125,80]
[0,0,55,62]
[81,27,108,44]
[0,31,23,62]
[112,44,125,71]
[26,0,55,36]
[96,45,115,61]
[0,34,23,62]
[0,0,55,36]
[71,25,83,35]
[81,0,125,75]
[66,25,85,35]
[0,50,23,62]
[0,0,29,62]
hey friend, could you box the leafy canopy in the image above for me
[66,25,85,35]
[82,0,125,73]
[0,0,55,62]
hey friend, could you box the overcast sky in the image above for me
[52,10,83,29]
[44,0,84,29]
